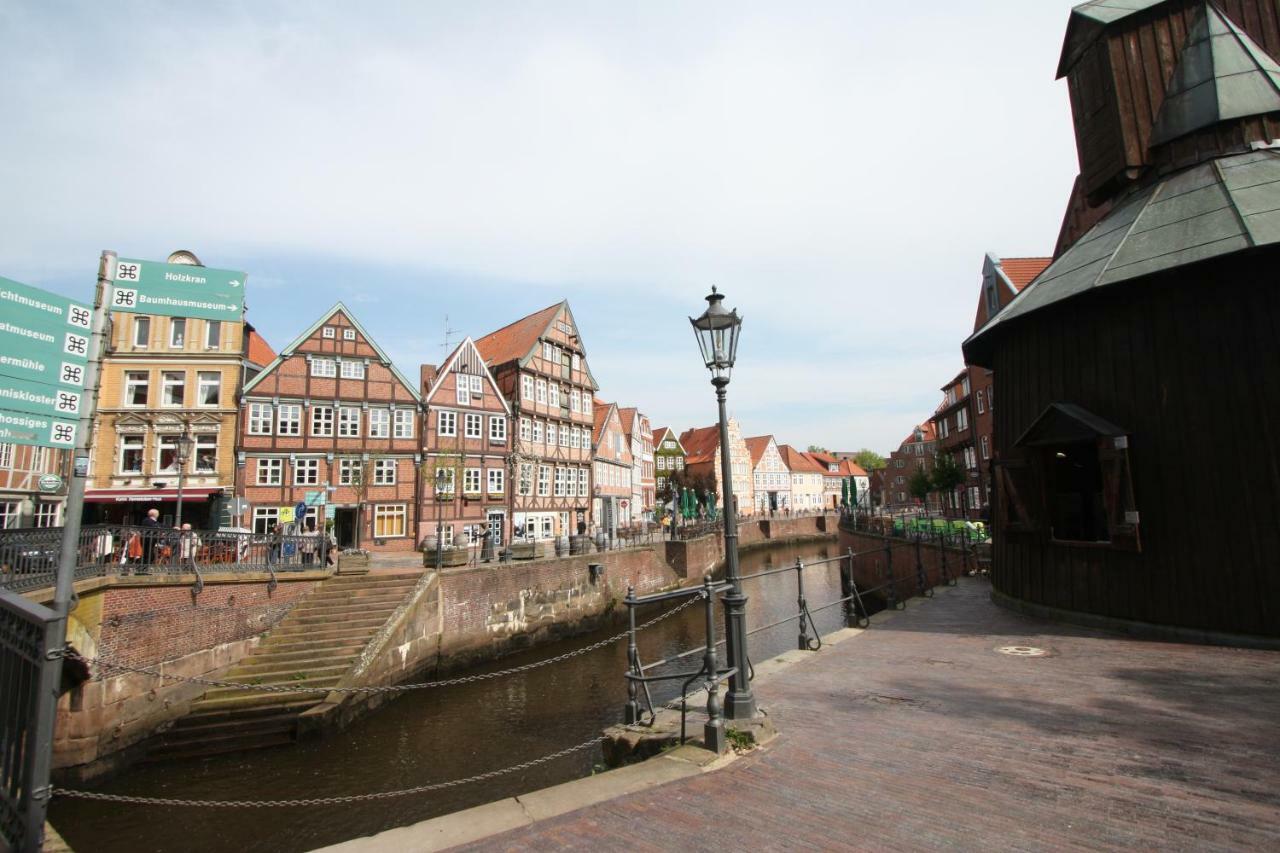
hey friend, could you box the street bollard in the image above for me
[701,575,726,754]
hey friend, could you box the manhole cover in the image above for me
[996,645,1048,657]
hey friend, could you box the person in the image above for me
[140,507,161,567]
[268,523,284,566]
[178,523,201,569]
[300,523,317,566]
[481,523,495,563]
[325,524,338,567]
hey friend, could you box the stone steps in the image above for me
[143,573,421,762]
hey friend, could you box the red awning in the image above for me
[84,488,223,503]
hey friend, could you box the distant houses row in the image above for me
[0,296,859,552]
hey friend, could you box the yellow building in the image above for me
[86,252,274,527]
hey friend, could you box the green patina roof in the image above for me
[965,148,1280,362]
[1149,3,1280,145]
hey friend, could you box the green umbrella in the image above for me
[682,487,693,520]
[849,476,858,508]
[705,489,717,521]
[840,478,849,508]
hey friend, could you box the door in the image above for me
[486,511,505,546]
[334,508,357,547]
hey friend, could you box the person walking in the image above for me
[140,507,162,568]
[178,523,201,570]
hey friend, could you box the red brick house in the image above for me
[0,445,68,528]
[592,400,633,534]
[419,337,512,550]
[238,304,421,551]
[475,302,598,541]
[883,422,939,512]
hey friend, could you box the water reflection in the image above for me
[52,542,845,853]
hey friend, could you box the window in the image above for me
[957,408,969,432]
[343,328,356,341]
[676,457,683,470]
[656,455,665,471]
[434,467,455,495]
[340,360,365,380]
[248,402,272,434]
[987,386,994,410]
[464,468,481,494]
[522,375,534,400]
[132,316,150,348]
[437,410,457,437]
[322,327,335,339]
[537,465,551,497]
[124,371,149,406]
[578,468,589,497]
[373,505,406,537]
[981,435,990,460]
[120,435,144,473]
[295,458,319,485]
[519,463,533,495]
[311,358,336,378]
[572,353,581,373]
[535,380,547,404]
[547,423,557,446]
[548,383,559,408]
[470,375,482,397]
[520,417,532,442]
[570,427,580,449]
[338,458,359,485]
[339,407,361,437]
[312,406,334,436]
[374,459,396,485]
[169,318,186,348]
[490,416,507,442]
[161,371,185,407]
[962,377,970,396]
[1046,442,1108,543]
[570,389,580,413]
[583,397,592,419]
[253,506,280,534]
[456,375,471,405]
[532,420,543,444]
[194,435,218,473]
[560,425,570,447]
[394,409,414,439]
[554,467,567,497]
[277,404,302,436]
[976,390,986,415]
[34,503,60,528]
[257,458,283,485]
[543,341,554,361]
[464,413,482,439]
[0,443,10,469]
[488,468,504,494]
[368,409,390,438]
[196,372,220,406]
[205,320,221,349]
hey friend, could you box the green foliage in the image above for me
[806,444,830,454]
[725,728,754,751]
[853,448,886,471]
[907,467,932,502]
[931,451,966,494]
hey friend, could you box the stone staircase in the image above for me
[145,572,421,762]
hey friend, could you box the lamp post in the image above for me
[435,468,447,571]
[689,286,756,720]
[173,429,195,529]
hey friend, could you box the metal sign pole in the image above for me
[26,251,113,848]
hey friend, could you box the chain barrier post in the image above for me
[624,584,640,725]
[794,558,810,650]
[701,575,726,754]
[841,548,855,628]
[885,541,901,610]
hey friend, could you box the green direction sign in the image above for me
[0,374,83,419]
[0,276,91,389]
[110,257,245,321]
[0,408,77,450]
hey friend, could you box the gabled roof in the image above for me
[966,149,1280,365]
[1149,3,1280,146]
[593,400,615,448]
[473,300,599,390]
[679,425,721,465]
[999,257,1054,291]
[422,337,511,416]
[838,459,869,477]
[243,302,420,399]
[779,444,824,474]
[245,326,275,368]
[743,435,774,468]
[616,406,637,436]
[651,427,687,455]
[1058,0,1167,78]
[1015,403,1127,447]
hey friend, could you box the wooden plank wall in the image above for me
[991,251,1280,637]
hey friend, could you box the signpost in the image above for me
[0,408,77,449]
[109,257,246,321]
[0,276,91,391]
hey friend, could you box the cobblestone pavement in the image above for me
[461,578,1280,852]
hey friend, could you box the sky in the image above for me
[0,1,1082,454]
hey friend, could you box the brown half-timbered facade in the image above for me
[238,304,420,551]
[475,302,598,541]
[419,337,512,549]
[592,401,633,533]
[0,445,68,528]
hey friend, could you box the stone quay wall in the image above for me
[837,526,975,603]
[665,513,837,578]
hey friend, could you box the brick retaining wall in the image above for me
[838,527,975,602]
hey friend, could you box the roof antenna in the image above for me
[441,314,461,354]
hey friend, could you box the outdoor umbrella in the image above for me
[705,489,716,521]
[840,478,849,508]
[848,477,858,508]
[682,488,693,520]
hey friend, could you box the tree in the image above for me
[852,448,886,472]
[931,451,966,515]
[806,444,831,454]
[907,467,932,505]
[421,439,466,548]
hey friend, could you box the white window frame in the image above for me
[311,358,337,378]
[277,404,302,436]
[132,316,150,348]
[519,417,532,442]
[322,327,335,339]
[196,371,220,407]
[248,402,273,435]
[548,383,559,408]
[456,376,471,405]
[532,420,543,444]
[490,416,507,443]
[537,465,551,497]
[312,406,334,437]
[257,458,283,485]
[547,423,557,446]
[535,379,546,404]
[343,328,356,341]
[169,318,186,349]
[438,410,457,437]
[522,375,533,400]
[205,320,221,349]
[469,375,482,396]
[464,413,482,439]
[463,467,482,494]
[338,407,361,437]
[161,371,185,407]
[294,458,320,485]
[976,390,986,414]
[394,409,414,439]
[193,435,218,474]
[434,467,455,495]
[578,468,589,497]
[368,409,390,438]
[487,468,504,494]
[560,425,570,448]
[570,389,580,413]
[338,458,359,485]
[374,458,396,485]
[119,435,144,474]
[34,502,61,528]
[340,360,365,380]
[981,434,990,460]
[519,463,533,496]
[571,353,581,373]
[253,506,280,534]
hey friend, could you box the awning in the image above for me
[84,488,224,503]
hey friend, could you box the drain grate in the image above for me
[995,645,1048,657]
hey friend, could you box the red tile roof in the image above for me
[679,425,720,465]
[839,460,868,477]
[245,327,276,367]
[743,436,772,468]
[616,406,637,436]
[807,450,837,467]
[593,400,613,447]
[999,257,1052,292]
[779,444,824,473]
[474,302,563,368]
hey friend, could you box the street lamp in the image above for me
[173,429,195,529]
[435,468,448,571]
[689,286,756,720]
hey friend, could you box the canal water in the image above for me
[51,541,851,853]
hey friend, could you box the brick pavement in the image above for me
[460,578,1280,852]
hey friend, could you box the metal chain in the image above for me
[53,735,606,808]
[63,594,701,696]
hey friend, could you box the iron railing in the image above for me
[0,524,331,593]
[0,589,60,852]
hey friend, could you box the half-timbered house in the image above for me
[592,401,633,534]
